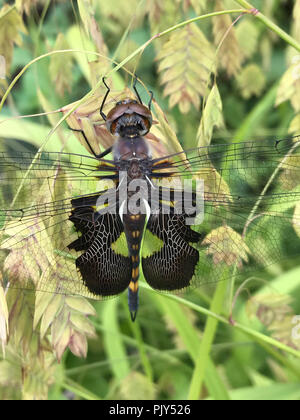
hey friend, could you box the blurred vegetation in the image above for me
[0,0,300,401]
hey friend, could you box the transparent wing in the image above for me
[148,136,300,290]
[2,136,300,298]
[0,149,131,299]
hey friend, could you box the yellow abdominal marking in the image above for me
[132,255,139,263]
[129,280,139,292]
[132,267,139,279]
[130,214,140,221]
[132,231,140,238]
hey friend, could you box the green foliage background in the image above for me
[0,0,300,401]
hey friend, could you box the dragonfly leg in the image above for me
[133,74,143,105]
[100,77,110,121]
[96,146,113,159]
[133,74,154,111]
[148,90,153,111]
[69,127,112,159]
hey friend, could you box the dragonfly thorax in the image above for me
[113,136,152,161]
[127,160,144,180]
[117,157,152,182]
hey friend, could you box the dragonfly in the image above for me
[1,77,300,322]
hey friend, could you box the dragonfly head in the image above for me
[105,99,152,138]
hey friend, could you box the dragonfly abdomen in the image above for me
[123,212,146,321]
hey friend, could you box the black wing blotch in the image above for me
[68,205,132,297]
[142,213,201,291]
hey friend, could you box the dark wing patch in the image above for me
[69,207,132,297]
[142,213,201,291]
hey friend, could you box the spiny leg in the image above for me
[100,77,111,121]
[133,73,154,111]
[148,90,153,111]
[133,74,143,105]
[69,127,112,159]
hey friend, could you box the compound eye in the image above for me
[132,100,138,104]
[116,101,122,106]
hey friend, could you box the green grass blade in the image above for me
[102,300,130,382]
[188,275,229,400]
[151,291,229,400]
